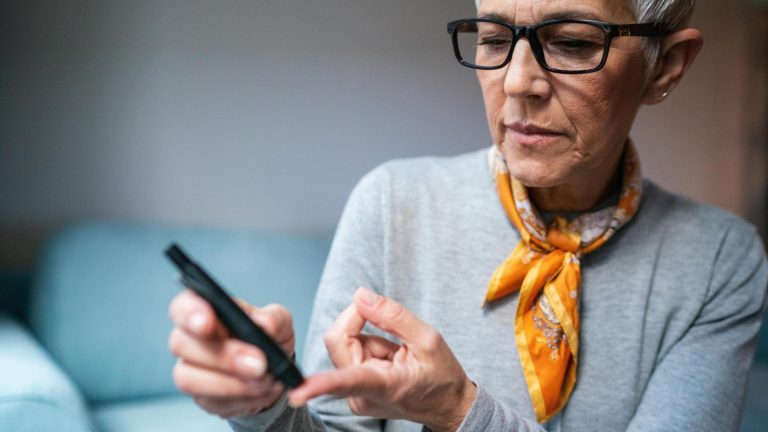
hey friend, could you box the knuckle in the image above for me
[265,303,290,318]
[383,300,406,322]
[193,396,213,412]
[264,304,293,332]
[168,292,188,324]
[259,314,279,337]
[173,362,196,394]
[323,328,338,350]
[348,398,368,416]
[390,387,407,405]
[278,306,294,328]
[422,328,444,353]
[167,328,184,357]
[193,396,227,417]
[167,299,178,322]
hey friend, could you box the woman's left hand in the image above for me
[288,287,477,432]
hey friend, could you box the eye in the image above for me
[549,37,599,51]
[479,36,512,47]
[478,36,512,56]
[538,22,605,58]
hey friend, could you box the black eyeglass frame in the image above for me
[447,18,669,74]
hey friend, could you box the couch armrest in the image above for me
[0,314,94,432]
[741,363,768,432]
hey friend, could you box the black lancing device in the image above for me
[165,243,304,388]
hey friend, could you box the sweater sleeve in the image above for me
[231,162,551,431]
[625,223,768,431]
[446,385,546,432]
[228,166,390,431]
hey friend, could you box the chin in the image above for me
[507,165,564,188]
[501,151,567,189]
[498,141,574,186]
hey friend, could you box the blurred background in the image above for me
[1,0,767,274]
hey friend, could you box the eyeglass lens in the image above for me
[455,21,607,71]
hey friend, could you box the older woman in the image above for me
[168,0,768,430]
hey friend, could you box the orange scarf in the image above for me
[484,141,643,423]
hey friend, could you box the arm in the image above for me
[283,164,551,432]
[292,289,550,432]
[454,224,767,432]
[227,394,327,432]
[232,163,563,431]
[452,386,547,432]
[229,166,392,431]
[626,224,768,431]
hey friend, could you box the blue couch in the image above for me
[0,222,330,432]
[0,222,766,431]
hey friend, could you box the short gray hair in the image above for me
[473,0,696,69]
[628,0,695,67]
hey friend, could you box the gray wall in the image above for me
[1,1,764,269]
[0,0,485,267]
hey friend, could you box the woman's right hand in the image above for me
[168,289,295,418]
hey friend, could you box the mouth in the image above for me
[505,122,565,147]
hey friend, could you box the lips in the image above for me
[505,122,565,147]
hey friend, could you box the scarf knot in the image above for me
[484,141,643,423]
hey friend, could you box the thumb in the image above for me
[353,287,434,349]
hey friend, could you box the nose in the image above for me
[503,38,552,100]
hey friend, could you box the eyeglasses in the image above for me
[447,18,668,74]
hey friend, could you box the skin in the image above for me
[478,0,702,211]
[168,1,702,430]
[169,292,290,417]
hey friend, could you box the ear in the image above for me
[641,28,703,105]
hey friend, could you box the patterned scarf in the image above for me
[484,141,643,423]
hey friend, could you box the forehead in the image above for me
[477,0,635,23]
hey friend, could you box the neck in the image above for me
[529,150,624,213]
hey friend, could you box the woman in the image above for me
[168,0,768,430]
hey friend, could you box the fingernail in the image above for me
[236,355,266,377]
[187,313,207,333]
[358,287,380,306]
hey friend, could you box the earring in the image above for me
[660,91,669,100]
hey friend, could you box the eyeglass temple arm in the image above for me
[447,21,478,34]
[614,23,669,37]
[447,20,668,37]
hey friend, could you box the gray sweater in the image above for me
[231,148,768,432]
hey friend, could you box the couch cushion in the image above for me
[92,395,231,432]
[756,319,768,363]
[0,315,93,432]
[741,363,768,432]
[28,222,330,404]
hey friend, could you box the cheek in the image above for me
[595,53,646,128]
[477,71,506,143]
[557,55,646,157]
[558,78,609,134]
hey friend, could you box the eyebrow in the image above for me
[479,10,604,24]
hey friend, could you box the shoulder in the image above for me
[638,180,767,294]
[341,148,492,222]
[640,180,759,244]
[350,148,491,205]
[363,148,488,187]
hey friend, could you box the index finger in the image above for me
[168,289,227,338]
[323,303,367,368]
[287,364,388,407]
[353,288,436,349]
